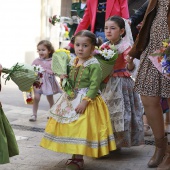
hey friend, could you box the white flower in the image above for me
[99,49,116,60]
[32,65,44,72]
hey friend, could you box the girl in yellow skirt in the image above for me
[40,30,116,170]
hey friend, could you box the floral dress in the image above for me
[134,0,170,97]
[40,57,116,158]
[102,39,144,148]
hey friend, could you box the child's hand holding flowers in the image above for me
[126,55,135,71]
[52,49,74,98]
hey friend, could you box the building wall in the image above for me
[0,0,65,67]
[0,0,146,67]
[0,0,42,67]
[61,0,72,17]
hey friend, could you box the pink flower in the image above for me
[100,44,110,50]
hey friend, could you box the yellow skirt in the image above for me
[40,96,116,158]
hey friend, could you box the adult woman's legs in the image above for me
[157,98,170,170]
[141,95,167,168]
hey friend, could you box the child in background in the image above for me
[68,0,87,38]
[29,40,62,122]
[102,16,144,148]
[40,30,116,170]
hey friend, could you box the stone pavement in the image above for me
[0,103,156,170]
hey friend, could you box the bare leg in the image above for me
[141,95,167,168]
[143,114,153,136]
[157,99,170,170]
[141,95,164,139]
[29,92,41,121]
[46,95,54,108]
[33,92,41,116]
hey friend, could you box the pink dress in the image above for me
[32,58,62,95]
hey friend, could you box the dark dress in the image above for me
[134,0,170,98]
[68,1,86,38]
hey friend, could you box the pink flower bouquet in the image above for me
[148,38,170,79]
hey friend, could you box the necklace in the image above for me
[69,56,92,90]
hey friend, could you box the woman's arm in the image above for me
[130,0,149,27]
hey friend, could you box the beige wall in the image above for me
[61,0,72,17]
[0,0,72,67]
[0,0,41,67]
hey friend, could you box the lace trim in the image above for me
[83,57,99,67]
[44,133,115,148]
[69,57,99,67]
[115,39,131,54]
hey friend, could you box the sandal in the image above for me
[66,158,84,170]
[29,115,37,122]
[144,124,153,136]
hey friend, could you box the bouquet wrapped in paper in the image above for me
[2,63,37,91]
[22,65,44,105]
[93,44,118,81]
[148,38,170,79]
[52,49,73,97]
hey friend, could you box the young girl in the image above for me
[102,16,144,148]
[40,30,116,170]
[29,40,62,121]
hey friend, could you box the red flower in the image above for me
[39,73,43,78]
[49,17,52,24]
[100,44,110,50]
[49,15,60,26]
[26,98,33,104]
[33,81,43,88]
